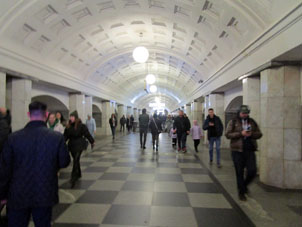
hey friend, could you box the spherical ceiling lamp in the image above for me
[150,85,157,93]
[146,74,156,84]
[132,46,149,63]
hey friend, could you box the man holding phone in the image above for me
[225,105,262,201]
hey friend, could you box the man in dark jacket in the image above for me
[139,108,149,149]
[173,110,191,153]
[0,101,70,227]
[203,108,223,167]
[225,105,262,201]
[0,108,11,153]
[120,115,126,132]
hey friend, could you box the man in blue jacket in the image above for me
[0,101,70,227]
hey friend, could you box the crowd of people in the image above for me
[0,101,262,226]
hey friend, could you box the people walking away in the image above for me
[149,113,162,152]
[47,112,64,134]
[173,110,191,153]
[165,115,173,133]
[64,111,94,188]
[130,115,134,132]
[120,115,126,132]
[225,105,262,201]
[169,127,177,149]
[109,114,118,139]
[190,120,203,152]
[56,111,67,127]
[139,109,149,149]
[0,108,11,153]
[126,115,131,132]
[86,114,96,138]
[203,108,223,167]
[0,101,70,227]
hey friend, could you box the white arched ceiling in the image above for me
[0,0,300,108]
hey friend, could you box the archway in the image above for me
[31,95,69,120]
[92,104,102,128]
[225,96,243,126]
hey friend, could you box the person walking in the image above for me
[126,115,131,133]
[225,105,262,201]
[149,113,162,152]
[86,114,96,138]
[0,101,70,227]
[190,120,203,153]
[120,115,126,132]
[169,127,177,149]
[0,108,11,153]
[203,108,224,167]
[173,110,191,153]
[56,111,67,127]
[109,113,118,139]
[47,112,64,134]
[64,111,94,188]
[130,115,134,132]
[139,108,149,149]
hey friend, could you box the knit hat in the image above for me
[70,110,79,119]
[238,105,250,114]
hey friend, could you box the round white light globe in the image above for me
[132,46,149,63]
[150,85,157,93]
[146,74,156,84]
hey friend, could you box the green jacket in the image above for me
[139,114,149,129]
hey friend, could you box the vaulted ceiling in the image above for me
[0,0,300,110]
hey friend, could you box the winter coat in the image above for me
[48,121,64,134]
[203,115,224,139]
[149,118,162,135]
[225,117,262,152]
[173,116,191,134]
[120,117,126,125]
[0,121,70,209]
[139,113,149,129]
[64,120,94,152]
[0,110,11,153]
[165,118,173,132]
[109,117,118,128]
[190,125,203,140]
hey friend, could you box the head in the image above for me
[69,111,79,123]
[238,105,250,119]
[208,108,214,118]
[0,107,7,116]
[142,108,147,114]
[28,101,48,121]
[178,110,184,117]
[48,113,56,125]
[193,120,198,126]
[87,114,91,120]
[56,111,62,119]
[111,113,115,118]
[153,113,158,119]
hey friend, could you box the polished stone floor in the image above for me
[46,132,257,227]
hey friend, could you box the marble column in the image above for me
[209,93,228,148]
[203,96,210,144]
[191,101,203,127]
[260,66,302,189]
[101,101,112,136]
[133,108,138,122]
[0,72,6,107]
[118,104,126,119]
[85,96,93,120]
[185,104,192,122]
[69,94,85,121]
[10,78,32,131]
[127,106,133,117]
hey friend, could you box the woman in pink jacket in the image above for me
[190,120,203,152]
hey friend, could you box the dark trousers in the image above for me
[111,126,116,137]
[120,124,125,132]
[70,149,83,182]
[140,128,148,147]
[232,150,257,195]
[194,139,200,151]
[172,138,177,146]
[8,207,52,227]
[152,133,159,148]
[177,132,187,149]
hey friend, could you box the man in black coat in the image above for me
[0,101,70,227]
[0,108,11,153]
[203,108,224,167]
[173,110,191,153]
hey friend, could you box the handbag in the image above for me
[153,118,161,134]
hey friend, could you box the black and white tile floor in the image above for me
[51,133,255,227]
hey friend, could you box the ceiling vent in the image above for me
[202,0,213,11]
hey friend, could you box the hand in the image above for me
[209,122,214,126]
[187,131,190,135]
[91,143,95,149]
[94,131,96,134]
[242,131,252,137]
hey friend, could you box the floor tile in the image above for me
[113,191,153,205]
[53,224,99,227]
[106,167,132,173]
[154,182,187,192]
[59,189,86,203]
[77,191,118,204]
[152,192,190,207]
[122,181,154,192]
[81,172,104,180]
[155,168,181,174]
[156,162,178,168]
[90,162,114,167]
[55,204,110,224]
[113,162,136,167]
[182,174,213,183]
[155,174,183,182]
[102,205,150,226]
[132,167,156,174]
[52,204,71,221]
[83,167,108,173]
[150,206,197,227]
[188,193,232,208]
[127,173,155,182]
[60,180,95,190]
[178,163,202,168]
[99,173,129,180]
[89,180,125,191]
[180,168,207,174]
[185,182,220,193]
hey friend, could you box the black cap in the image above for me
[238,105,250,114]
[70,110,79,119]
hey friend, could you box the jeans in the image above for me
[120,124,125,132]
[209,137,221,164]
[152,133,159,148]
[111,126,116,137]
[70,149,83,182]
[177,132,187,149]
[194,139,200,151]
[8,207,52,227]
[140,128,148,147]
[232,150,257,195]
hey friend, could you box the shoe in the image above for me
[239,194,247,201]
[70,181,76,189]
[178,147,181,151]
[209,160,213,165]
[182,148,187,153]
[156,147,158,152]
[217,163,222,168]
[195,149,198,153]
[143,146,146,149]
[140,145,143,149]
[244,187,250,195]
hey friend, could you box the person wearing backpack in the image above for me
[225,105,262,201]
[149,113,162,152]
[139,109,149,149]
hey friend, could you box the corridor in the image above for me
[52,132,253,227]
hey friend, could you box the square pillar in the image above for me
[133,108,138,121]
[11,78,32,131]
[118,104,126,119]
[69,94,85,121]
[260,66,302,189]
[0,72,6,107]
[127,106,133,116]
[101,101,112,136]
[185,104,192,122]
[85,96,93,120]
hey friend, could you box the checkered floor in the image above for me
[49,133,254,227]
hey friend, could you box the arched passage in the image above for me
[31,95,69,120]
[225,96,243,126]
[92,104,102,128]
